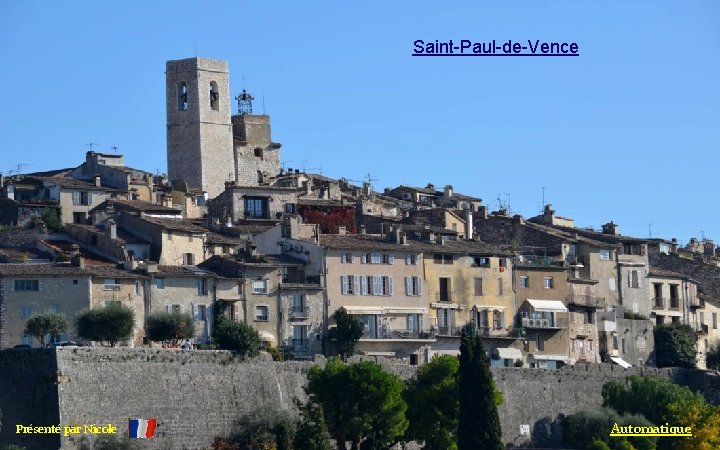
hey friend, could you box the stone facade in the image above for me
[233,114,281,186]
[208,185,298,224]
[166,58,234,199]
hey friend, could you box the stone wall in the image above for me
[1,349,719,450]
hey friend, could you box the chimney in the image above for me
[304,181,311,196]
[478,204,488,220]
[543,204,554,224]
[71,254,85,269]
[7,184,15,200]
[362,182,372,197]
[329,181,340,200]
[107,219,117,240]
[401,232,407,245]
[601,221,618,235]
[464,209,474,240]
[444,185,453,198]
[123,260,139,271]
[245,241,257,257]
[394,227,401,244]
[338,226,347,236]
[225,216,232,227]
[94,174,101,187]
[703,240,716,257]
[359,224,366,235]
[428,231,436,243]
[0,173,3,189]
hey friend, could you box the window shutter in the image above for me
[350,254,355,264]
[72,191,80,205]
[418,277,423,295]
[353,275,360,295]
[165,305,171,313]
[361,276,368,295]
[405,254,411,265]
[373,276,380,295]
[193,304,199,320]
[341,275,348,294]
[341,253,346,263]
[388,276,394,295]
[405,276,411,295]
[88,192,93,206]
[388,254,395,264]
[361,253,367,264]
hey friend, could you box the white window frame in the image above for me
[254,305,269,321]
[599,249,611,261]
[543,277,554,289]
[519,276,529,288]
[252,279,268,294]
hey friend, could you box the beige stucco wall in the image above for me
[149,275,215,343]
[90,277,145,346]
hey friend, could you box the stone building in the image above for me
[207,184,298,225]
[70,151,156,202]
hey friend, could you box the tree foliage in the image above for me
[665,398,720,450]
[299,206,356,234]
[213,319,261,358]
[404,355,459,450]
[654,323,697,368]
[76,304,134,347]
[293,401,333,450]
[329,309,364,360]
[457,325,502,450]
[24,313,68,346]
[145,312,195,346]
[561,408,655,450]
[706,341,720,371]
[307,358,407,450]
[40,207,63,232]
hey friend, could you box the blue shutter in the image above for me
[405,276,411,296]
[353,276,360,295]
[388,276,394,296]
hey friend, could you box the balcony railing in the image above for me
[436,326,462,336]
[566,294,606,308]
[362,329,434,340]
[669,298,681,310]
[652,297,665,309]
[102,284,121,291]
[436,292,453,303]
[521,317,568,329]
[695,323,709,335]
[288,306,309,319]
[292,339,308,349]
[689,298,704,308]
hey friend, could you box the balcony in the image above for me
[566,294,606,309]
[292,339,309,350]
[695,323,709,335]
[436,292,453,303]
[689,298,704,309]
[102,284,121,291]
[652,297,665,309]
[362,329,434,340]
[288,306,309,320]
[522,317,568,329]
[436,326,462,337]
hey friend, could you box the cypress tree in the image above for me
[457,324,503,450]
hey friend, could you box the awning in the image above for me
[527,299,568,313]
[531,354,569,362]
[218,297,243,303]
[431,303,461,309]
[475,305,506,310]
[495,347,522,359]
[384,307,428,314]
[610,356,632,369]
[342,306,384,315]
[259,331,276,342]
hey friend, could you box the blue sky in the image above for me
[1,1,718,243]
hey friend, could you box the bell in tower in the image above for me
[235,89,254,115]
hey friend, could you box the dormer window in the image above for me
[210,81,219,111]
[178,82,188,111]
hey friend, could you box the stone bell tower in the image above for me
[166,57,234,199]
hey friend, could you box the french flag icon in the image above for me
[128,418,157,439]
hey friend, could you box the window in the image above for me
[341,275,359,295]
[15,280,39,291]
[373,276,393,296]
[255,305,269,321]
[362,253,394,264]
[21,335,33,346]
[587,311,594,324]
[293,325,308,349]
[156,278,165,289]
[178,82,188,111]
[621,337,627,354]
[22,306,32,318]
[244,197,268,219]
[473,257,490,267]
[498,278,503,296]
[209,81,219,110]
[519,276,529,288]
[196,305,208,321]
[535,334,543,351]
[103,278,120,291]
[252,279,268,294]
[433,254,453,265]
[636,336,646,350]
[341,252,354,263]
[197,278,208,296]
[405,276,423,296]
[183,253,195,265]
[50,304,61,314]
[499,258,507,271]
[474,277,483,296]
[493,310,503,330]
[135,281,141,295]
[254,148,263,158]
[659,244,670,255]
[72,191,92,206]
[629,270,640,288]
[543,277,554,289]
[669,285,679,308]
[292,294,305,313]
[168,231,173,241]
[599,250,610,261]
[713,313,717,329]
[405,254,418,265]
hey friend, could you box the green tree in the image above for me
[404,355,459,450]
[706,341,720,370]
[457,325,502,450]
[213,319,261,358]
[293,401,333,450]
[307,358,407,450]
[329,308,364,360]
[561,408,655,450]
[24,313,68,346]
[145,312,195,346]
[76,304,134,347]
[654,323,697,368]
[40,207,63,232]
[666,398,720,450]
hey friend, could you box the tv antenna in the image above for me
[540,186,547,213]
[86,142,100,151]
[8,163,34,175]
[648,223,653,238]
[504,193,512,214]
[111,146,119,153]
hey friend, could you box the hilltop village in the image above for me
[1,57,719,371]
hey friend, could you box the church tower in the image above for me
[166,57,234,199]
